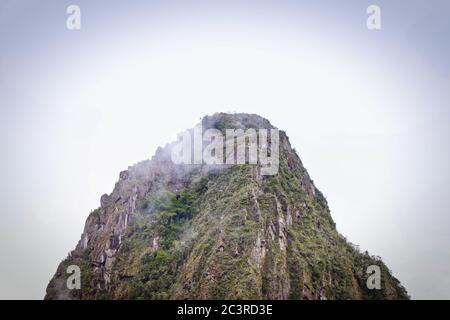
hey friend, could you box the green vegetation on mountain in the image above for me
[45,113,408,300]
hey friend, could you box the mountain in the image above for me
[45,113,408,300]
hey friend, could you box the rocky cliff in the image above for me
[45,113,408,300]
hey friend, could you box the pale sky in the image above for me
[0,0,449,299]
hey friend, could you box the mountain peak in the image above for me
[202,112,275,131]
[45,114,408,300]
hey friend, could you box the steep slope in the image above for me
[45,113,408,300]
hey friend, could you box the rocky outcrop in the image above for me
[45,113,409,300]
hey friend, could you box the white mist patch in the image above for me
[171,124,279,175]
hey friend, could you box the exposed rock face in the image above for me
[45,113,409,300]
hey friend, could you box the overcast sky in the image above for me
[0,0,449,299]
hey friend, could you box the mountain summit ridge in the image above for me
[45,113,409,300]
